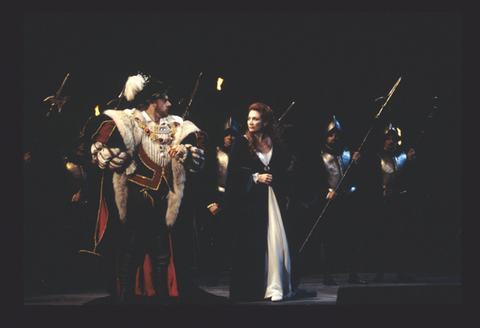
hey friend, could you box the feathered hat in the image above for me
[111,73,169,109]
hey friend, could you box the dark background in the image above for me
[23,13,461,295]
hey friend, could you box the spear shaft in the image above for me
[278,101,295,124]
[275,101,296,135]
[299,77,402,253]
[182,72,202,120]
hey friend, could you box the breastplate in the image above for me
[378,151,407,189]
[65,161,84,181]
[64,160,85,190]
[216,147,229,193]
[322,150,350,190]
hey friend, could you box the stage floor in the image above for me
[23,271,461,306]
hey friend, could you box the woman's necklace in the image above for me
[255,134,272,172]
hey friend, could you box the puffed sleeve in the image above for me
[83,113,129,171]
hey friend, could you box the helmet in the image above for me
[383,122,400,140]
[325,115,342,136]
[222,116,239,137]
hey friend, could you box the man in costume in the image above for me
[82,73,210,304]
[368,122,417,283]
[198,116,239,286]
[299,116,366,285]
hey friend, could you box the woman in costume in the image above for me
[223,102,294,302]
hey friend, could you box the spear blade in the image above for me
[375,76,402,118]
[299,76,402,253]
[43,73,71,115]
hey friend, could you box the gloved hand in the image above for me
[91,142,128,170]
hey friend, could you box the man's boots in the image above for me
[117,231,140,304]
[151,235,172,305]
[320,246,337,285]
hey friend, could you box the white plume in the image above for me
[123,73,149,101]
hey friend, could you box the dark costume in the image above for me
[198,117,239,286]
[81,107,212,303]
[223,135,294,302]
[299,116,364,285]
[368,123,416,283]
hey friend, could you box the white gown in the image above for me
[256,149,293,301]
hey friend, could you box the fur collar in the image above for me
[104,108,200,227]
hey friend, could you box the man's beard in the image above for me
[384,144,396,151]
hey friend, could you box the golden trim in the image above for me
[194,131,208,150]
[93,171,108,252]
[143,190,155,207]
[79,250,105,258]
[136,119,178,144]
[128,171,170,191]
[127,142,172,191]
[91,120,117,143]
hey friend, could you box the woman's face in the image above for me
[247,110,265,134]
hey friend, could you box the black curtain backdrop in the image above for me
[23,12,462,294]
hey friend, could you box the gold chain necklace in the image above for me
[134,116,179,145]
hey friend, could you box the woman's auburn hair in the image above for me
[245,102,284,154]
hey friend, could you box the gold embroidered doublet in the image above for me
[127,142,172,191]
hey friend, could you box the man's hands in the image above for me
[208,203,221,215]
[168,145,187,161]
[407,148,416,161]
[352,151,361,164]
[91,141,128,170]
[91,142,191,172]
[326,190,338,200]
